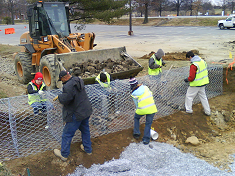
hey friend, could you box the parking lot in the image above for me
[0,24,234,63]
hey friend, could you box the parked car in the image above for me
[218,14,235,29]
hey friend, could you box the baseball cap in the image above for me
[58,70,68,81]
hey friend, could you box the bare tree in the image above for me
[221,0,228,15]
[136,0,150,24]
[136,0,145,17]
[152,0,169,16]
[170,0,185,16]
[193,0,203,16]
[143,0,150,23]
[0,1,4,18]
[202,0,213,15]
[227,0,235,14]
[16,0,28,20]
[4,0,17,25]
[188,0,194,16]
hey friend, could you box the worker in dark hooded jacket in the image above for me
[148,49,166,75]
[53,71,93,161]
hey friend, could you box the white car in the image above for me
[218,14,235,29]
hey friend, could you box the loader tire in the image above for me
[39,55,57,90]
[14,52,34,84]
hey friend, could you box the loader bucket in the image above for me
[56,46,143,85]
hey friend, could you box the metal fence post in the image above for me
[8,98,20,157]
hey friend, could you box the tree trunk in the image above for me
[159,4,162,17]
[143,3,148,24]
[176,4,180,16]
[11,12,15,25]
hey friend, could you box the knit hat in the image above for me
[129,77,138,90]
[34,72,43,80]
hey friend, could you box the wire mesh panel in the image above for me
[0,64,223,161]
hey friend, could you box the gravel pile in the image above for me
[0,57,15,76]
[68,142,235,176]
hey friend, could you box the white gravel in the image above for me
[68,142,235,176]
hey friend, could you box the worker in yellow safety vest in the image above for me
[148,49,166,75]
[27,72,53,114]
[129,77,158,145]
[183,51,211,116]
[95,71,113,90]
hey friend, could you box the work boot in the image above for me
[204,112,211,116]
[181,111,193,115]
[133,134,140,140]
[53,149,67,161]
[143,141,149,145]
[80,144,92,155]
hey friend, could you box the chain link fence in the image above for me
[0,65,223,161]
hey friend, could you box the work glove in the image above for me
[53,95,58,101]
[38,90,44,95]
[184,78,189,82]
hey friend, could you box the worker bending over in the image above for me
[129,77,158,145]
[95,71,113,90]
[148,49,166,76]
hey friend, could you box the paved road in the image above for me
[0,24,234,62]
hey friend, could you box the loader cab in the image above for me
[27,1,71,41]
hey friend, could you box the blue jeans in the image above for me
[61,115,92,157]
[31,101,54,114]
[133,113,155,143]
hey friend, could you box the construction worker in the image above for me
[129,77,158,145]
[27,72,53,114]
[148,49,166,76]
[53,71,93,161]
[184,51,211,116]
[95,71,113,90]
[95,71,116,118]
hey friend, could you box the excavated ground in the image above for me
[1,45,235,176]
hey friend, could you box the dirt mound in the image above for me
[139,50,200,61]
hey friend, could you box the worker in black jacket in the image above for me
[53,71,93,161]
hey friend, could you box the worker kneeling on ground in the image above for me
[95,71,113,90]
[148,49,166,76]
[27,72,53,114]
[129,77,158,145]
